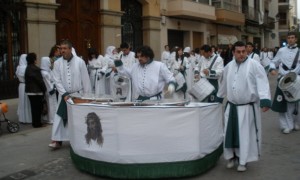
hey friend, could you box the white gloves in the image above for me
[167,84,175,94]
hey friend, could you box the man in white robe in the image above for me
[195,45,224,102]
[269,31,300,134]
[246,42,260,62]
[161,45,170,65]
[217,41,271,172]
[117,43,137,101]
[115,45,176,101]
[260,47,273,74]
[49,39,91,149]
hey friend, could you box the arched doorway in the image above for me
[121,0,143,51]
[0,0,24,100]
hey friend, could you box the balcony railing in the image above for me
[212,0,241,13]
[192,0,210,4]
[165,0,216,21]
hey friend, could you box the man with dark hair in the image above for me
[217,41,271,172]
[224,43,233,66]
[246,42,260,62]
[114,45,176,101]
[119,42,136,68]
[194,44,224,102]
[270,31,300,134]
[49,39,91,149]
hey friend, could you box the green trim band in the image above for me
[70,143,223,179]
[260,99,271,108]
[114,60,123,67]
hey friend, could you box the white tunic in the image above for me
[119,51,136,101]
[217,57,271,165]
[120,51,137,69]
[249,52,260,62]
[270,46,300,76]
[161,50,170,64]
[88,57,103,92]
[260,51,273,67]
[117,60,175,100]
[169,56,188,100]
[15,54,32,124]
[53,56,91,95]
[270,46,300,130]
[52,55,91,141]
[198,54,224,80]
[40,57,57,124]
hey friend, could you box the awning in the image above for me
[218,34,238,45]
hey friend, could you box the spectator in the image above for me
[25,53,47,128]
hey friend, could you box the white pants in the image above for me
[279,102,300,131]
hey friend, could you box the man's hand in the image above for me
[203,69,209,76]
[270,70,277,76]
[64,95,70,101]
[262,107,269,112]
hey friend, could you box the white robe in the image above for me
[52,55,91,141]
[169,56,188,100]
[117,60,175,100]
[40,57,57,124]
[88,57,102,93]
[270,46,300,130]
[260,51,272,67]
[103,46,117,95]
[94,55,108,97]
[161,50,170,64]
[198,54,224,80]
[15,54,32,124]
[217,57,271,165]
[249,52,260,62]
[119,51,137,101]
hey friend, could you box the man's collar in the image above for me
[64,54,73,62]
[288,44,297,49]
[235,57,248,64]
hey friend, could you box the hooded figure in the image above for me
[40,57,58,124]
[104,46,118,95]
[15,54,32,124]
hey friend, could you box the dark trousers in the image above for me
[28,95,44,128]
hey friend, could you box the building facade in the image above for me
[0,0,283,99]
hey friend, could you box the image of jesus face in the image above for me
[85,112,103,146]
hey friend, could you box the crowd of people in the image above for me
[14,31,300,173]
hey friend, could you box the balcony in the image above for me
[164,0,216,21]
[212,0,245,26]
[278,0,290,11]
[263,16,275,30]
[242,6,259,22]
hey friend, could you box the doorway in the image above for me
[0,0,24,100]
[56,0,100,62]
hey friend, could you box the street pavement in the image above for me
[0,75,300,180]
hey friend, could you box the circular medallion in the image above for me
[277,95,282,102]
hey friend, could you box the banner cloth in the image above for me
[67,102,223,164]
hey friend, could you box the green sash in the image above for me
[225,102,240,148]
[56,92,70,126]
